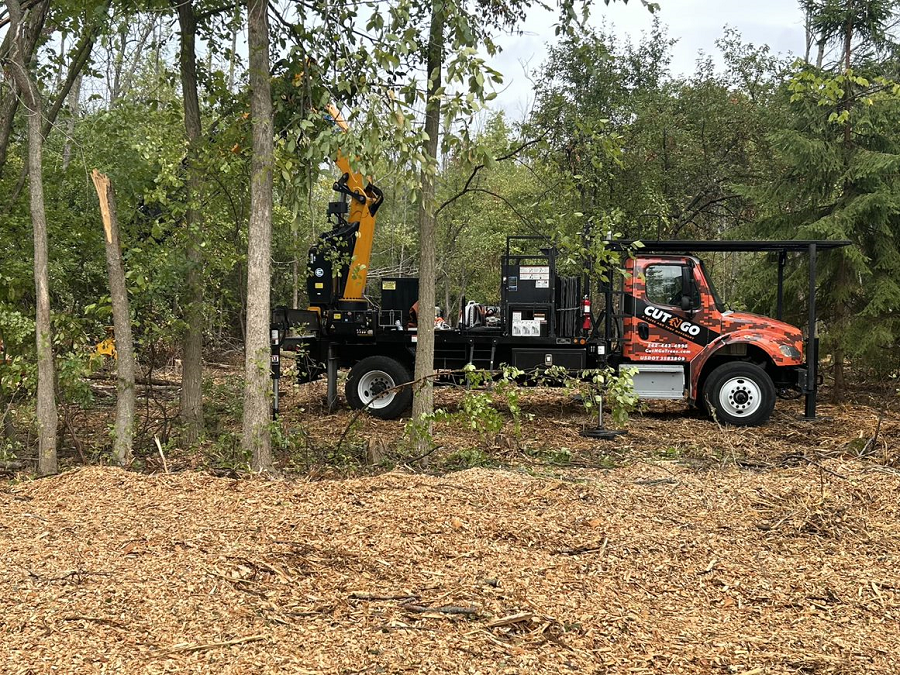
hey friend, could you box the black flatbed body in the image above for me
[282,324,604,374]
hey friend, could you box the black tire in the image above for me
[345,356,413,420]
[703,361,776,426]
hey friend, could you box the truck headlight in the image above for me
[779,345,801,359]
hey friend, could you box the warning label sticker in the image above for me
[520,266,550,282]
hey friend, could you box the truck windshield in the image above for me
[699,259,726,312]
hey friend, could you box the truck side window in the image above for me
[644,265,684,306]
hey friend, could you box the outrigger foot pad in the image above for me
[581,428,627,440]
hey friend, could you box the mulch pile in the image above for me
[2,460,899,673]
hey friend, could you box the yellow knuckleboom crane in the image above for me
[306,104,384,315]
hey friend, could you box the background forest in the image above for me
[0,0,898,473]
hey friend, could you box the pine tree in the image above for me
[745,0,900,396]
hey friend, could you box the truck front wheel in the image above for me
[345,356,413,420]
[703,361,776,426]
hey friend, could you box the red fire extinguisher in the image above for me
[582,295,592,332]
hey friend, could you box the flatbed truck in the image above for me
[272,230,849,427]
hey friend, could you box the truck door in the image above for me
[624,259,718,363]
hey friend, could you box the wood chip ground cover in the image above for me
[2,459,899,674]
[277,376,898,467]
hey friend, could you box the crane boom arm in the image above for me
[323,104,383,302]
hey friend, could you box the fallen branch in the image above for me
[168,634,266,653]
[485,612,533,629]
[401,603,479,616]
[554,537,608,557]
[351,591,419,602]
[63,615,127,629]
[633,478,678,486]
[803,456,848,480]
[205,569,267,598]
[154,436,169,474]
[26,568,110,583]
[87,373,180,387]
[399,444,443,467]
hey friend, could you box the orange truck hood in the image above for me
[722,311,799,336]
[722,312,803,365]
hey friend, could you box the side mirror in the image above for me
[681,264,695,312]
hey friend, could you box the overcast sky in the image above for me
[488,0,808,119]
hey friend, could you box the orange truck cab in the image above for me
[619,253,806,426]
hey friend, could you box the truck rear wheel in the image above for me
[345,356,412,420]
[703,361,776,426]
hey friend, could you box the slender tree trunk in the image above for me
[117,18,155,100]
[444,274,450,322]
[56,36,67,90]
[3,405,17,445]
[175,0,205,445]
[842,8,853,145]
[832,3,853,401]
[804,10,813,63]
[831,253,850,402]
[8,0,57,475]
[110,25,126,103]
[832,347,846,401]
[242,0,274,472]
[41,29,96,141]
[411,0,444,456]
[292,220,299,309]
[227,6,239,91]
[61,73,82,170]
[91,171,135,465]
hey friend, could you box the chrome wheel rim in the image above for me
[358,370,396,409]
[718,376,761,418]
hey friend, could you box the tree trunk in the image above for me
[110,25,126,103]
[41,29,96,141]
[91,171,135,465]
[411,0,444,456]
[832,6,853,402]
[3,404,18,445]
[227,5,240,90]
[118,19,155,98]
[8,0,57,475]
[804,9,813,63]
[0,93,19,179]
[842,8,853,145]
[242,0,274,472]
[61,73,82,170]
[175,0,205,446]
[832,347,846,402]
[292,217,299,308]
[444,274,450,323]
